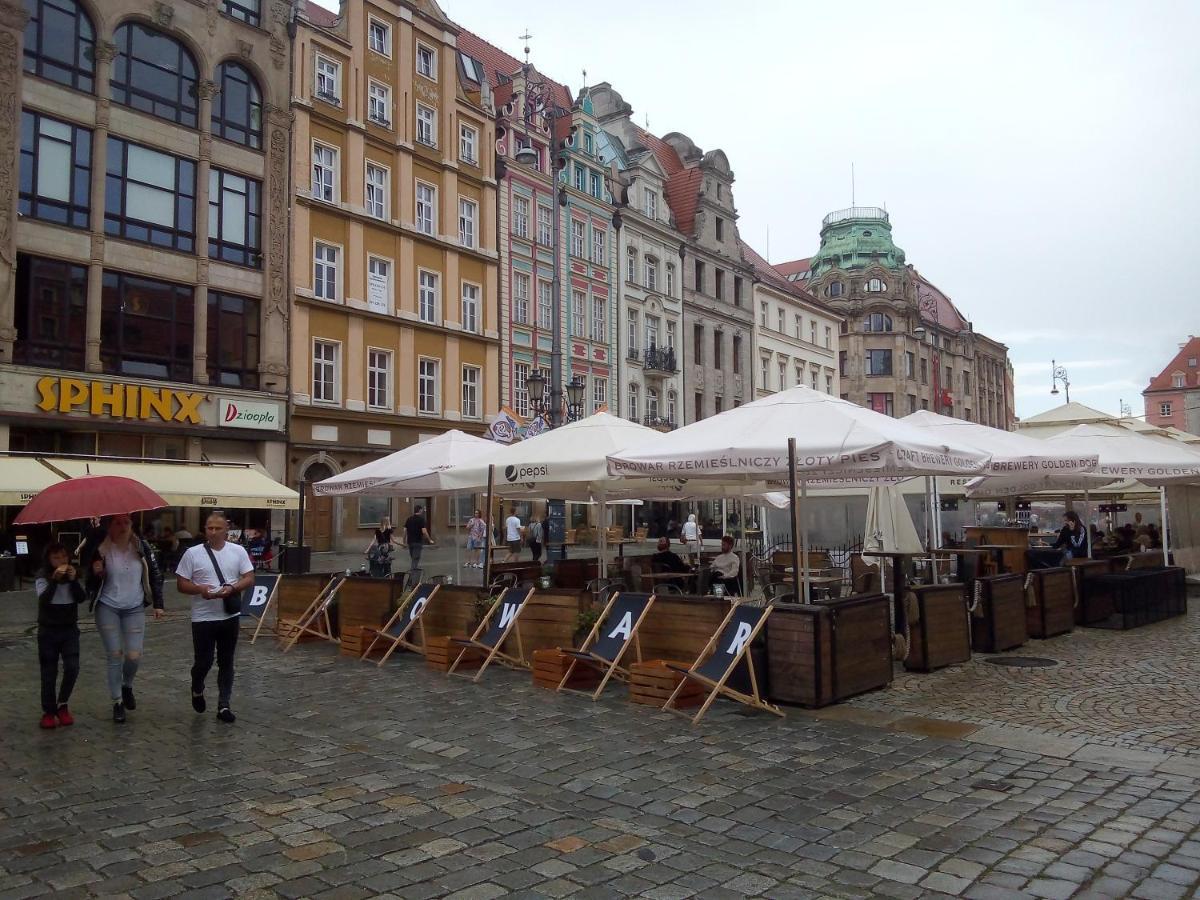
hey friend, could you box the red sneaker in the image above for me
[56,706,74,727]
[40,713,57,729]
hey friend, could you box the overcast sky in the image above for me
[321,0,1197,421]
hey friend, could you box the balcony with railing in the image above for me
[821,206,889,227]
[643,415,676,431]
[644,346,677,373]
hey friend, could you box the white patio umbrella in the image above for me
[864,484,924,594]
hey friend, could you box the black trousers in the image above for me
[38,625,80,714]
[191,616,240,706]
[529,541,543,561]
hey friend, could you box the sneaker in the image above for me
[112,702,126,724]
[121,685,136,710]
[216,707,236,724]
[40,713,57,730]
[56,705,74,727]
[191,692,206,713]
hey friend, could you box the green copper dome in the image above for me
[809,207,906,276]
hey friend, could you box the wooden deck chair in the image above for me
[447,584,535,681]
[282,575,345,652]
[557,591,656,699]
[360,582,442,666]
[241,573,281,644]
[663,601,783,725]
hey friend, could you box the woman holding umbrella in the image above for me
[87,514,164,723]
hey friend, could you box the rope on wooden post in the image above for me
[1023,571,1037,609]
[968,579,983,618]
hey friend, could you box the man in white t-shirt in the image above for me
[504,509,524,561]
[176,512,255,723]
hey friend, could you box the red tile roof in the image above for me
[774,258,812,280]
[1145,335,1200,392]
[740,242,823,304]
[455,30,572,110]
[913,270,969,332]
[630,126,683,177]
[301,0,338,28]
[663,167,702,236]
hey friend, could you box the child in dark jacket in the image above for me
[35,542,86,729]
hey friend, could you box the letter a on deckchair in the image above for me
[558,591,655,700]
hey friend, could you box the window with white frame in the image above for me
[645,315,659,349]
[647,387,659,420]
[458,197,476,247]
[777,308,785,334]
[645,188,658,219]
[778,360,787,391]
[592,376,606,412]
[627,309,639,354]
[626,249,637,283]
[795,364,803,387]
[824,326,832,348]
[365,163,387,219]
[512,195,529,238]
[591,296,606,342]
[591,227,606,264]
[536,280,552,329]
[313,242,338,300]
[512,272,530,324]
[368,18,390,56]
[811,368,819,391]
[513,362,530,417]
[315,55,340,103]
[461,365,480,419]
[416,43,436,80]
[571,290,586,337]
[666,321,676,348]
[628,382,639,420]
[415,182,435,235]
[416,103,436,146]
[570,220,585,257]
[645,257,658,291]
[760,356,769,390]
[367,81,390,126]
[574,164,585,191]
[590,171,602,199]
[810,321,817,345]
[759,302,768,327]
[667,390,677,424]
[459,123,477,164]
[312,340,339,402]
[311,143,337,202]
[366,256,390,314]
[666,263,675,296]
[461,282,479,333]
[367,348,392,409]
[793,314,801,338]
[418,270,439,323]
[536,205,552,245]
[826,372,832,394]
[1172,373,1185,388]
[1161,401,1173,417]
[418,358,440,414]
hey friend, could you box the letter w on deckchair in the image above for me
[558,591,655,699]
[361,582,442,666]
[447,585,535,682]
[663,601,783,725]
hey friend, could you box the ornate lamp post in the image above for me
[526,370,585,427]
[1051,360,1071,403]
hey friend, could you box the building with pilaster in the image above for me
[0,0,292,530]
[289,0,499,549]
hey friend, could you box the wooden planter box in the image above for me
[628,659,703,709]
[340,625,387,660]
[905,583,971,672]
[276,618,324,645]
[1068,558,1115,625]
[424,635,483,673]
[337,577,397,645]
[970,574,1027,653]
[766,593,892,708]
[531,648,600,690]
[1026,568,1075,638]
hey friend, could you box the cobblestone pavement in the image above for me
[2,588,1200,899]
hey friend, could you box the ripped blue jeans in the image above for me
[95,603,145,702]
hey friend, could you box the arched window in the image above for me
[864,312,893,333]
[111,23,198,127]
[867,277,886,292]
[24,0,95,92]
[828,281,843,298]
[212,62,262,149]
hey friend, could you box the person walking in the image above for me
[404,505,435,575]
[87,514,164,723]
[527,513,545,562]
[680,513,700,561]
[175,512,255,723]
[364,523,397,577]
[35,542,86,729]
[466,510,487,568]
[504,508,524,562]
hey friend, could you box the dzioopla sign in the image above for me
[36,376,204,423]
[219,398,280,430]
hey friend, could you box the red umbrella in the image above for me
[13,474,167,525]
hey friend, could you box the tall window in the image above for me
[647,388,659,420]
[713,332,723,370]
[760,356,769,391]
[512,272,530,324]
[458,198,476,247]
[828,281,843,298]
[367,81,390,126]
[667,391,677,424]
[591,228,606,264]
[645,315,659,349]
[626,249,637,283]
[694,260,705,293]
[537,281,552,329]
[777,309,785,334]
[591,296,606,342]
[513,196,529,238]
[864,312,893,333]
[313,242,339,300]
[415,182,435,234]
[571,220,585,257]
[905,351,915,378]
[312,340,339,403]
[779,360,787,391]
[105,138,195,251]
[867,392,894,416]
[759,302,768,327]
[368,18,391,56]
[416,43,437,79]
[367,256,390,314]
[462,365,480,419]
[715,269,725,300]
[574,164,585,191]
[645,189,658,219]
[461,282,479,333]
[205,292,259,389]
[365,163,388,219]
[590,172,602,199]
[367,349,392,410]
[825,326,832,348]
[920,357,928,384]
[571,290,586,337]
[865,349,893,376]
[208,168,261,267]
[666,321,676,348]
[666,264,675,296]
[693,324,703,365]
[13,254,87,370]
[513,362,530,417]
[810,321,817,345]
[734,276,743,306]
[212,63,262,149]
[111,24,198,127]
[19,111,91,228]
[418,358,440,414]
[592,376,607,412]
[24,0,95,92]
[100,271,193,382]
[644,258,658,291]
[315,56,340,103]
[459,124,477,164]
[537,205,552,245]
[418,270,439,323]
[312,143,337,202]
[416,104,436,146]
[732,335,741,374]
[867,277,886,292]
[628,382,639,420]
[222,0,261,27]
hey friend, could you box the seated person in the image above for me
[702,535,741,596]
[650,537,692,589]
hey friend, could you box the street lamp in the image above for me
[1050,360,1071,403]
[527,370,585,426]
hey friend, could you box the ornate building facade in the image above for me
[289,0,498,549]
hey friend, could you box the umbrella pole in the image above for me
[738,490,747,598]
[924,477,934,551]
[800,477,810,604]
[1161,487,1170,566]
[483,466,494,587]
[454,492,462,583]
[932,479,943,549]
[787,438,801,604]
[599,489,608,581]
[1085,489,1093,559]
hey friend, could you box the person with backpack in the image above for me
[35,542,86,729]
[364,528,396,577]
[527,513,545,562]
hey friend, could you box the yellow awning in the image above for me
[0,457,66,505]
[51,459,299,510]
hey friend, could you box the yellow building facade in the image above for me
[290,0,498,549]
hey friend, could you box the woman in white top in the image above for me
[680,514,701,560]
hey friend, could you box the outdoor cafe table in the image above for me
[639,569,697,592]
[929,547,992,583]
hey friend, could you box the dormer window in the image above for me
[644,189,658,219]
[866,277,886,292]
[583,132,593,154]
[1173,373,1185,388]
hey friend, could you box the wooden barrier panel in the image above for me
[636,595,730,663]
[553,558,600,590]
[418,585,480,642]
[766,593,892,708]
[337,577,398,644]
[518,590,587,655]
[1068,558,1115,625]
[905,583,971,672]
[1027,568,1075,638]
[275,573,336,643]
[970,574,1027,653]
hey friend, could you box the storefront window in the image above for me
[14,254,88,370]
[358,496,391,529]
[97,432,143,457]
[207,292,260,389]
[9,428,96,455]
[101,271,194,382]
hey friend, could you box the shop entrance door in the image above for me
[303,463,334,551]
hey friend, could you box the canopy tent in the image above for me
[901,410,1099,476]
[312,430,495,496]
[50,458,299,509]
[0,456,66,505]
